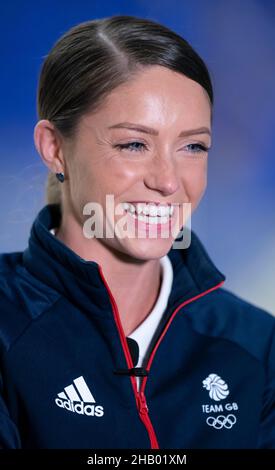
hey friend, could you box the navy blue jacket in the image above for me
[0,204,274,449]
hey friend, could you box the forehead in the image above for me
[81,65,211,131]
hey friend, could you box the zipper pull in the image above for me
[138,391,149,415]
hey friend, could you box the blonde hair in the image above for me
[46,172,62,205]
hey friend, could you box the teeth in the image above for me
[150,216,157,224]
[148,206,158,216]
[122,208,170,224]
[136,204,143,215]
[133,214,169,224]
[162,216,169,223]
[159,206,170,216]
[139,204,149,215]
[122,202,174,218]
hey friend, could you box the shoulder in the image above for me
[0,252,60,354]
[184,286,275,366]
[200,286,274,324]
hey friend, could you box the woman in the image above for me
[0,15,274,449]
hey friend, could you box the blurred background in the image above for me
[0,0,274,314]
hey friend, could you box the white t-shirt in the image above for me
[49,227,174,390]
[128,255,173,389]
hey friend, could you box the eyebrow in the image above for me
[108,122,211,137]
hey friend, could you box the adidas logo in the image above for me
[55,375,104,417]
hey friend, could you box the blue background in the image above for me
[0,0,274,313]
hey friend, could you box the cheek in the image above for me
[179,162,207,204]
[94,160,144,196]
[71,154,144,203]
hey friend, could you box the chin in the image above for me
[119,237,174,261]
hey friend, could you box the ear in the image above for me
[33,120,66,175]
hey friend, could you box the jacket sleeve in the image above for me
[0,375,21,449]
[257,323,275,449]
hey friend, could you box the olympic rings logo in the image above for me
[206,414,237,429]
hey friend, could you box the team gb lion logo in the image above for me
[202,373,230,401]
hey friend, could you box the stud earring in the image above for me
[55,172,65,183]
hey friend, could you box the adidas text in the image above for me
[55,398,104,417]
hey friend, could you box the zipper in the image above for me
[98,265,224,449]
[98,266,159,449]
[136,391,159,449]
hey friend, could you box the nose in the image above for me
[143,153,180,196]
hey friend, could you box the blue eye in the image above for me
[114,142,210,154]
[185,143,209,153]
[114,142,148,152]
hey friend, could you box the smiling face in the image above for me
[61,65,212,260]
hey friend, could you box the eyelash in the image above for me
[114,141,210,154]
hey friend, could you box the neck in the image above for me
[55,208,162,336]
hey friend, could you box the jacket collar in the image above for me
[22,204,225,317]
